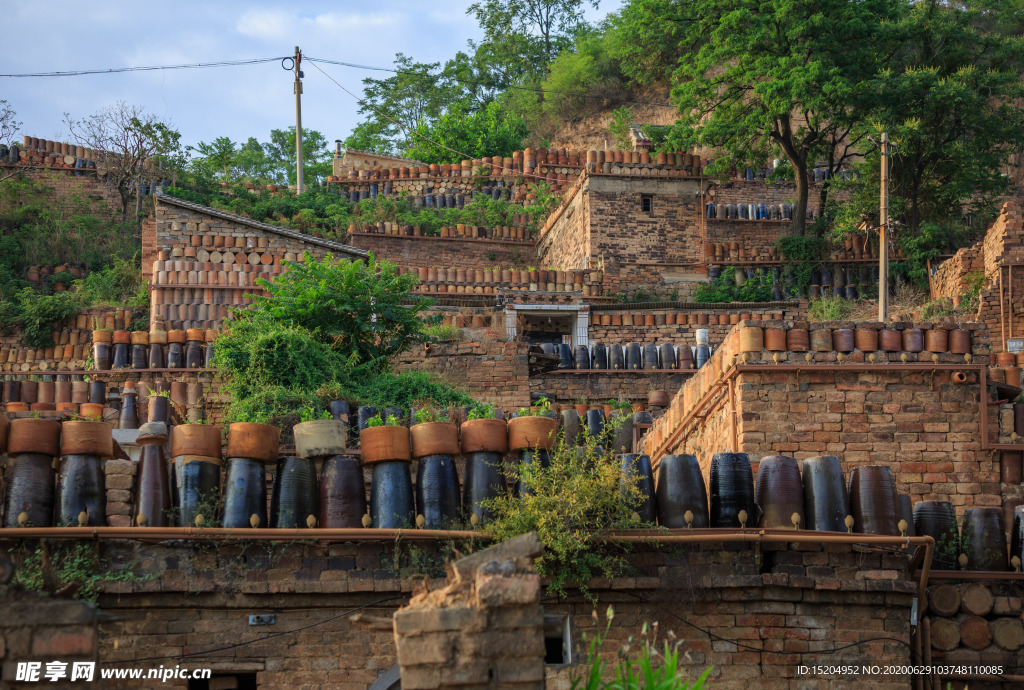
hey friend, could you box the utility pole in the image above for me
[294,46,304,194]
[878,132,889,322]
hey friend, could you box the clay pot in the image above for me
[913,500,959,569]
[173,454,221,527]
[1002,451,1023,484]
[222,457,268,528]
[832,329,855,353]
[3,452,54,527]
[902,328,924,353]
[810,329,833,352]
[360,426,411,463]
[55,455,106,526]
[60,421,113,457]
[848,465,899,535]
[460,419,508,453]
[949,330,972,354]
[801,456,849,532]
[739,327,763,352]
[925,329,948,353]
[854,329,878,352]
[0,412,7,453]
[764,328,787,352]
[227,422,281,463]
[656,453,709,528]
[464,451,506,526]
[293,419,348,458]
[7,418,61,456]
[135,424,171,527]
[786,329,809,352]
[170,424,223,459]
[995,352,1016,366]
[755,455,804,528]
[270,456,319,528]
[961,507,1009,571]
[710,452,757,528]
[410,421,460,458]
[319,455,366,527]
[370,461,415,528]
[647,390,670,407]
[879,330,902,352]
[620,454,657,523]
[508,416,558,451]
[416,454,461,528]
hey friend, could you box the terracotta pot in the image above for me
[832,329,855,353]
[1001,451,1023,484]
[61,420,113,457]
[508,415,558,451]
[755,455,804,528]
[854,329,878,352]
[991,367,1006,383]
[764,328,786,351]
[810,329,833,352]
[92,329,113,344]
[410,421,459,458]
[738,327,764,352]
[848,465,899,535]
[360,426,411,463]
[1006,367,1021,388]
[786,329,809,352]
[995,352,1016,366]
[7,418,61,456]
[879,330,902,352]
[227,422,281,463]
[925,329,948,353]
[293,420,348,458]
[647,390,670,407]
[461,419,508,453]
[949,330,972,354]
[902,328,923,352]
[170,424,223,459]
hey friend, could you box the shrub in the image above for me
[808,295,853,321]
[691,268,774,303]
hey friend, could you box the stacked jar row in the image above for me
[156,251,290,271]
[736,325,973,355]
[706,243,781,262]
[90,329,217,371]
[2,378,205,425]
[20,136,96,159]
[167,228,282,251]
[542,342,706,370]
[436,314,493,328]
[149,300,239,331]
[707,202,819,221]
[988,351,1024,388]
[353,223,531,242]
[594,311,785,327]
[151,262,281,287]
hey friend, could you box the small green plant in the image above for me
[13,541,154,603]
[413,407,444,424]
[299,405,330,422]
[921,297,956,321]
[467,402,494,420]
[691,267,774,303]
[366,413,403,427]
[609,106,635,151]
[517,396,552,417]
[571,607,711,690]
[808,295,853,321]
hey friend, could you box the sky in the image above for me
[2,1,611,152]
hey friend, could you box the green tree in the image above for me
[405,101,528,164]
[467,0,599,83]
[840,0,1024,236]
[265,127,333,187]
[192,136,237,180]
[665,0,897,235]
[606,0,686,87]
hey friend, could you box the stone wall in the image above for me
[536,175,589,272]
[0,584,98,689]
[0,164,127,221]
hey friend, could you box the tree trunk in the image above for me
[118,187,131,223]
[791,160,809,236]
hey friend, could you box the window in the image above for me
[544,614,572,665]
[641,195,653,213]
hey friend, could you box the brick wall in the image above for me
[0,165,126,221]
[711,178,852,214]
[0,585,98,689]
[347,233,535,271]
[394,340,532,411]
[536,176,589,271]
[705,219,793,261]
[930,244,984,304]
[974,201,1024,351]
[1,536,917,689]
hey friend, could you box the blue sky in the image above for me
[3,1,611,151]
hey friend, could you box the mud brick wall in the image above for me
[930,244,984,303]
[0,585,98,689]
[347,233,534,271]
[543,540,915,690]
[394,340,531,411]
[0,165,127,220]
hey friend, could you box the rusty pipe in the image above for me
[0,526,483,541]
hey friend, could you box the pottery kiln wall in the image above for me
[347,232,533,271]
[10,539,915,689]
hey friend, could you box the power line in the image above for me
[305,56,677,109]
[0,57,288,78]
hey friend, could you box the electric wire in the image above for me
[0,57,288,78]
[305,55,677,109]
[101,595,407,664]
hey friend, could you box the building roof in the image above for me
[156,192,368,259]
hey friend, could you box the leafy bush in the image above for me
[73,253,148,308]
[483,416,647,601]
[776,235,828,293]
[691,267,774,303]
[14,288,80,347]
[14,542,151,603]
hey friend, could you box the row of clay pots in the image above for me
[738,326,973,355]
[594,311,785,327]
[359,417,552,464]
[352,223,531,242]
[409,266,596,286]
